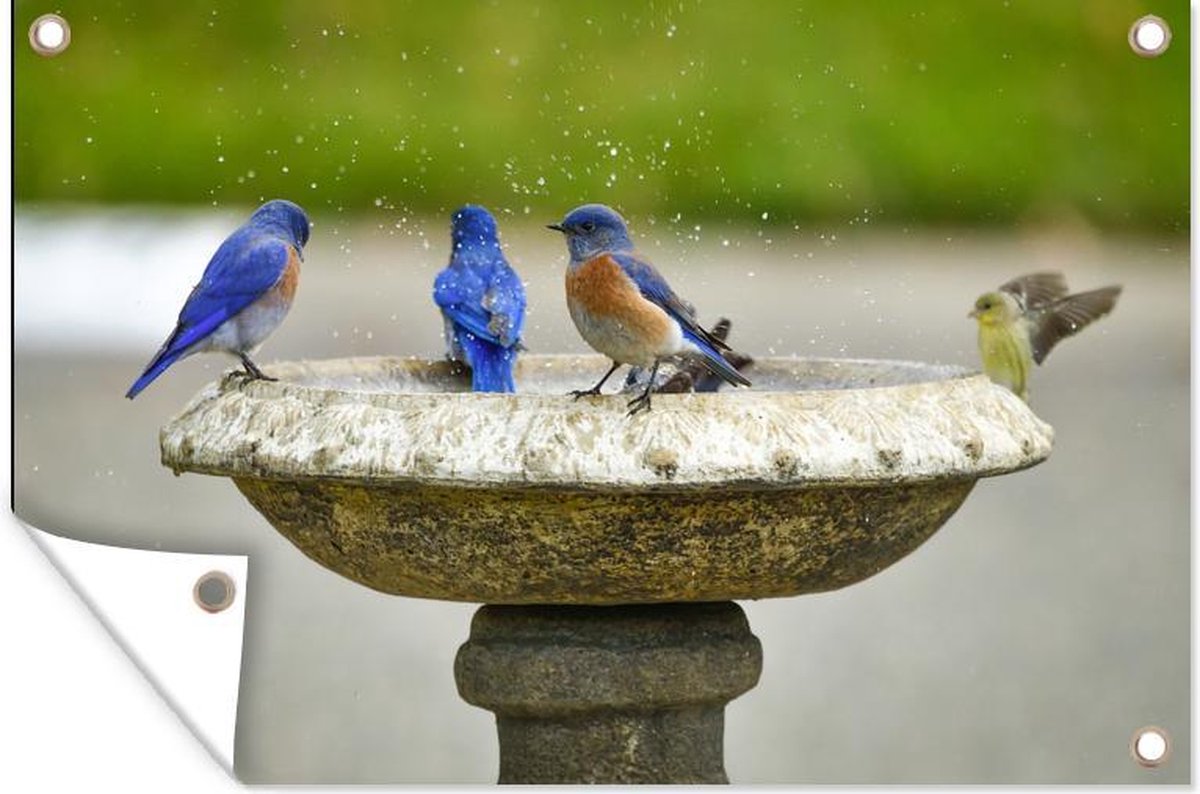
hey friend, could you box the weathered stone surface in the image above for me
[493,709,728,784]
[160,354,1053,488]
[155,355,1056,783]
[232,476,973,604]
[454,603,762,783]
[159,355,1050,605]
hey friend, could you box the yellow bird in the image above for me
[969,272,1121,402]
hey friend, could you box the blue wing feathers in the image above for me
[434,269,502,345]
[440,304,499,345]
[483,268,526,348]
[610,252,731,352]
[434,220,525,393]
[178,232,290,327]
[610,252,747,386]
[614,255,744,388]
[125,230,290,398]
[435,245,526,355]
[610,252,676,311]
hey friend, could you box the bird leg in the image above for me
[626,360,661,416]
[238,352,278,382]
[570,360,621,399]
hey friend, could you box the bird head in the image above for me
[547,204,634,261]
[969,290,1020,325]
[450,204,500,249]
[252,199,311,250]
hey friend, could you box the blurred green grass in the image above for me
[15,0,1188,230]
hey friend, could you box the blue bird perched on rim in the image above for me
[548,203,751,415]
[125,199,310,399]
[433,205,527,392]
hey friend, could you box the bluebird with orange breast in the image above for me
[433,205,526,392]
[548,204,750,415]
[125,199,309,398]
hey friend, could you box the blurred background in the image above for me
[14,0,1188,784]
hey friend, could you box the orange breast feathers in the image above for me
[566,254,675,345]
[273,246,301,304]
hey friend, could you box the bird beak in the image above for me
[967,309,979,319]
[546,223,565,233]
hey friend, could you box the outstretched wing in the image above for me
[999,272,1069,311]
[1029,285,1122,364]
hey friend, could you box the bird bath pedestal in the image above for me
[160,354,1052,784]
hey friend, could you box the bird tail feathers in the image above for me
[125,344,188,399]
[125,314,224,399]
[682,329,751,387]
[461,333,517,393]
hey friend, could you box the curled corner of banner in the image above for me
[19,522,248,775]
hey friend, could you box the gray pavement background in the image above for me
[13,210,1189,783]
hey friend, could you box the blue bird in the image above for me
[433,205,526,392]
[548,203,750,415]
[125,199,310,399]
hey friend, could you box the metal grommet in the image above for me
[1128,15,1171,58]
[193,570,237,614]
[29,14,71,57]
[1130,725,1170,768]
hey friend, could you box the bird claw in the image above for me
[569,388,601,400]
[223,369,252,388]
[626,393,652,416]
[225,368,277,391]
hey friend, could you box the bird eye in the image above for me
[580,221,596,232]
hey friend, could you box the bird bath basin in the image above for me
[161,354,1052,783]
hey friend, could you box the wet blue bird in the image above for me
[433,205,526,392]
[125,199,310,399]
[548,203,750,415]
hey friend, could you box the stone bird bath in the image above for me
[161,354,1052,783]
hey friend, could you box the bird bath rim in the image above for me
[158,354,1052,604]
[160,353,1052,490]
